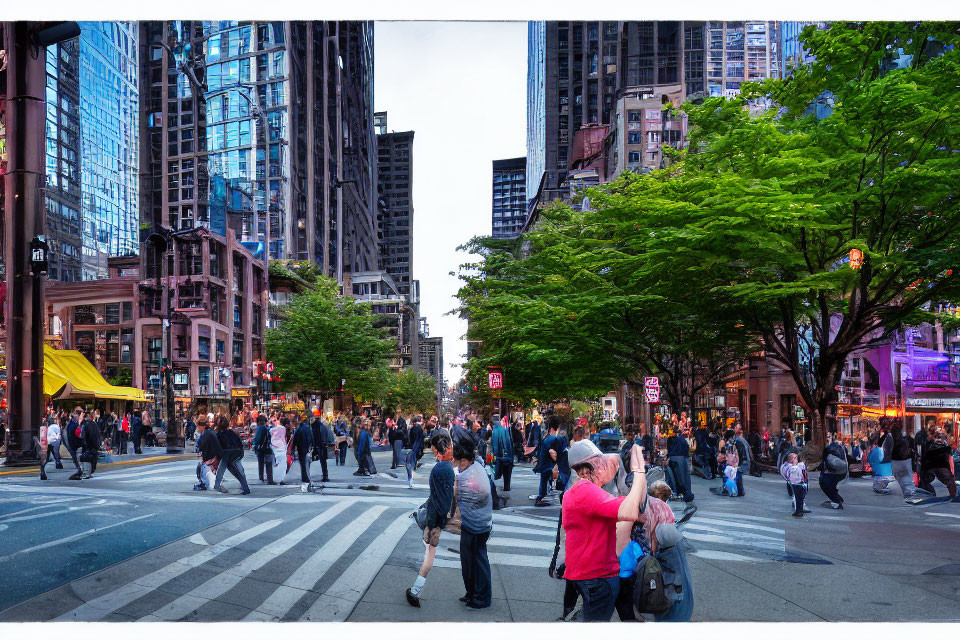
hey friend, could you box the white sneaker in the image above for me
[300,483,309,493]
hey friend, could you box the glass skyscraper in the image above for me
[526,21,546,212]
[77,22,140,280]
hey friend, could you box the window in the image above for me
[217,339,226,363]
[198,337,211,360]
[147,338,163,365]
[105,303,120,324]
[198,366,211,389]
[122,302,132,322]
[628,151,641,163]
[628,132,641,145]
[232,333,243,367]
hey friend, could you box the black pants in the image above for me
[314,449,329,480]
[790,483,806,515]
[66,443,82,473]
[460,529,492,607]
[338,442,347,465]
[920,467,958,498]
[297,445,311,483]
[257,449,270,481]
[131,429,141,453]
[495,460,513,491]
[562,579,579,618]
[819,473,844,504]
[614,577,637,621]
[391,440,402,468]
[215,450,250,492]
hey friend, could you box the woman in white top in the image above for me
[47,414,63,469]
[269,418,290,485]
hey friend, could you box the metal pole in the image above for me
[3,22,46,465]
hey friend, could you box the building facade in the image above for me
[41,23,140,283]
[46,228,266,411]
[139,21,377,283]
[346,270,419,371]
[375,112,415,297]
[491,157,526,238]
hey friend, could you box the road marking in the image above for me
[55,519,282,621]
[0,497,86,519]
[244,504,386,621]
[691,549,763,562]
[0,514,155,564]
[139,503,352,621]
[300,511,413,621]
[693,517,785,535]
[435,548,551,569]
[926,512,960,520]
[684,531,784,551]
[488,524,555,538]
[684,522,784,543]
[439,532,550,550]
[0,502,125,524]
[188,533,208,546]
[491,513,556,529]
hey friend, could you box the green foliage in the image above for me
[265,275,394,394]
[459,23,960,444]
[107,368,133,388]
[385,369,439,416]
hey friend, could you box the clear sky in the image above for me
[374,21,528,386]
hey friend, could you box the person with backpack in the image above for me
[819,433,848,509]
[562,439,647,622]
[406,431,456,608]
[652,522,694,622]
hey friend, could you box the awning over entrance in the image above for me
[43,345,147,402]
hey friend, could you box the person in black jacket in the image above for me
[891,424,924,498]
[292,415,315,492]
[819,433,848,509]
[405,416,426,489]
[747,430,763,477]
[667,429,694,502]
[389,419,404,469]
[79,411,101,479]
[919,426,957,499]
[213,416,251,494]
[311,411,333,483]
[130,410,143,455]
[65,408,85,480]
[195,418,223,490]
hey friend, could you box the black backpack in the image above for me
[631,523,671,615]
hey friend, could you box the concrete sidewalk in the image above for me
[0,445,194,477]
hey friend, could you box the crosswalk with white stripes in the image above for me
[3,495,565,622]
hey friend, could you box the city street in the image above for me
[1,448,959,621]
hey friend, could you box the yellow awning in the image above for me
[43,345,147,402]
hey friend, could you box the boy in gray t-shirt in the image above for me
[454,439,493,608]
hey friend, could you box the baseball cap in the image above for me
[567,439,602,467]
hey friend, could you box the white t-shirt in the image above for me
[724,465,738,482]
[270,425,287,449]
[47,424,61,442]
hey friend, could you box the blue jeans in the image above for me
[669,455,694,501]
[574,576,620,622]
[404,448,416,482]
[65,441,82,473]
[790,483,806,515]
[47,441,62,466]
[537,470,552,500]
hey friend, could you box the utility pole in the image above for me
[2,23,75,464]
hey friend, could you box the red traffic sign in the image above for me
[644,377,660,403]
[488,369,503,390]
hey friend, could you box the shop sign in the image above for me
[905,397,960,410]
[231,388,251,398]
[644,377,660,404]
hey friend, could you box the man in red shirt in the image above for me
[562,439,647,621]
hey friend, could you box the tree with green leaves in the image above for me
[589,21,960,445]
[384,369,439,416]
[265,276,394,400]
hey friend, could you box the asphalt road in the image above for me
[0,446,959,621]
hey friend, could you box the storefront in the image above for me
[904,396,959,436]
[231,387,253,413]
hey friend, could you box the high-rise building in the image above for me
[491,157,527,238]
[139,21,377,282]
[42,23,140,282]
[419,335,444,386]
[43,38,83,283]
[526,21,782,219]
[374,112,415,297]
[78,22,141,280]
